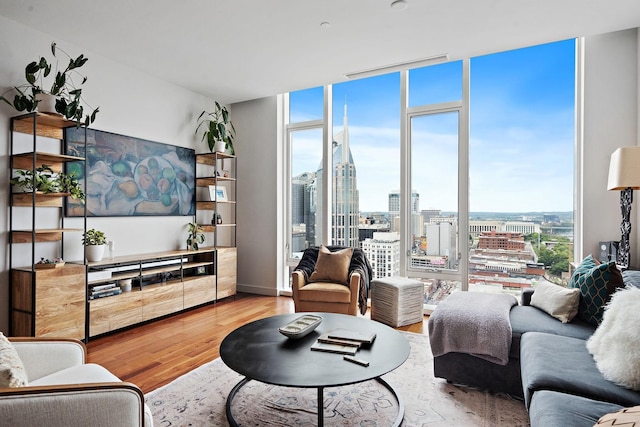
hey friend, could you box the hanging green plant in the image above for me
[10,164,85,202]
[0,41,99,126]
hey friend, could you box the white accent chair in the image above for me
[0,337,153,427]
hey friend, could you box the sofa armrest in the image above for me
[10,338,85,383]
[521,288,535,306]
[0,382,147,427]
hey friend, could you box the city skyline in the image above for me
[290,39,575,214]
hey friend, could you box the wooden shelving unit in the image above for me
[8,112,87,340]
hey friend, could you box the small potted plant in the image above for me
[82,228,107,262]
[10,164,85,202]
[196,101,235,154]
[0,41,99,126]
[186,222,205,251]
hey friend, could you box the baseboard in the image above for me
[236,283,279,296]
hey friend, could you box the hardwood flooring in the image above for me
[86,293,427,393]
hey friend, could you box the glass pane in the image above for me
[408,61,463,107]
[410,112,459,273]
[469,39,575,295]
[290,128,323,258]
[331,74,401,254]
[289,87,323,123]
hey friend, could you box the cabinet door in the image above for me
[217,248,237,299]
[183,276,216,309]
[142,282,184,321]
[89,292,143,337]
[12,264,86,340]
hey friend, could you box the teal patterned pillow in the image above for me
[569,254,623,326]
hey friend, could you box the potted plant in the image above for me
[10,164,85,202]
[196,101,235,154]
[82,228,107,262]
[0,41,99,126]
[186,222,205,250]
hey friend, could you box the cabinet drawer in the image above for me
[184,275,216,309]
[89,291,143,337]
[142,281,184,321]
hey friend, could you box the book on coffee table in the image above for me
[317,332,362,348]
[327,329,377,345]
[310,340,358,355]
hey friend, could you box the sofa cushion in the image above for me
[520,332,640,409]
[530,280,580,323]
[509,305,595,359]
[309,245,353,286]
[529,390,623,427]
[0,333,28,387]
[569,254,624,326]
[587,286,640,390]
[596,405,640,426]
[29,363,121,386]
[297,282,352,303]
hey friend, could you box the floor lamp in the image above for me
[607,146,640,269]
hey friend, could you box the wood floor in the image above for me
[86,293,428,393]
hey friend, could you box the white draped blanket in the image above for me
[428,291,518,365]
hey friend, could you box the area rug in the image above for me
[146,332,529,426]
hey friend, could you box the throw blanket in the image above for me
[294,246,373,315]
[428,291,518,365]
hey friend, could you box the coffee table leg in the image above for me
[317,386,324,426]
[226,377,250,427]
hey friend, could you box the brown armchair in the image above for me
[292,245,372,316]
[292,270,361,315]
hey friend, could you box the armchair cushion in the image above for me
[309,245,353,285]
[0,334,28,387]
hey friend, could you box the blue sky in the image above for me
[290,39,576,213]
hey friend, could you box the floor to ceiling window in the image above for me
[284,39,576,306]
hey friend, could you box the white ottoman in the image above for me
[371,277,424,327]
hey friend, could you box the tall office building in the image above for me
[361,232,401,279]
[388,190,419,232]
[332,104,359,247]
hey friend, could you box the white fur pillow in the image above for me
[587,286,640,390]
[530,280,580,323]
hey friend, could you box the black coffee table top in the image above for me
[220,312,410,388]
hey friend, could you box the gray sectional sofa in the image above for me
[432,270,640,426]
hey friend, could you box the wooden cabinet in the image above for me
[8,113,87,340]
[86,248,218,337]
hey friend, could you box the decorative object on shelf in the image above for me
[65,127,196,217]
[10,164,85,202]
[118,278,132,292]
[196,101,236,154]
[34,257,65,269]
[212,213,222,225]
[0,42,99,126]
[82,228,108,262]
[208,185,227,202]
[607,146,640,269]
[186,222,205,250]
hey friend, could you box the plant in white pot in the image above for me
[196,101,235,154]
[0,41,99,126]
[82,228,107,262]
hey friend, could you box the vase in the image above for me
[86,244,105,262]
[35,93,58,114]
[214,140,226,153]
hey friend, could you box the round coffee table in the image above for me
[220,312,410,426]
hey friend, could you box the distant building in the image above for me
[388,190,419,232]
[361,232,400,279]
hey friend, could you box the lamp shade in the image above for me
[607,146,640,191]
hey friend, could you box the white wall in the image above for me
[582,28,639,268]
[0,16,216,332]
[232,96,282,295]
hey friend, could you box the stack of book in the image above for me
[310,329,376,355]
[89,283,122,300]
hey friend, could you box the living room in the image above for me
[1,1,640,426]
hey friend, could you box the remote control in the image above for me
[343,355,369,366]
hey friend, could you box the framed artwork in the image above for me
[208,185,227,202]
[64,128,196,217]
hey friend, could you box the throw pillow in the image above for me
[569,254,624,326]
[595,406,640,426]
[587,286,640,390]
[309,245,353,286]
[530,280,580,323]
[0,333,28,387]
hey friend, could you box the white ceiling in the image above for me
[1,0,639,105]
